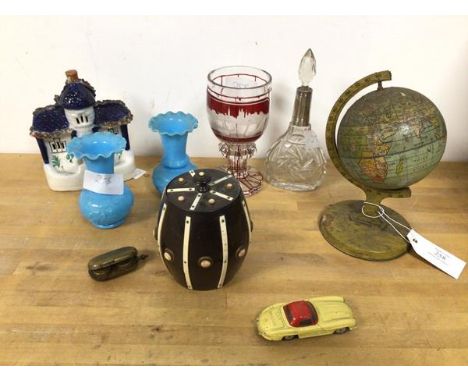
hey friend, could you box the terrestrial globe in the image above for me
[319,71,447,261]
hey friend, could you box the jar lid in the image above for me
[164,168,240,213]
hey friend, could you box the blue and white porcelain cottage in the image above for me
[30,70,136,191]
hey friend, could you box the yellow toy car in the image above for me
[256,296,357,341]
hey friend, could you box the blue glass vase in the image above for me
[67,132,134,229]
[148,111,198,193]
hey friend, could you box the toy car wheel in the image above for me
[282,335,298,341]
[334,327,349,334]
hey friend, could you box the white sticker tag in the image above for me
[131,168,146,180]
[407,229,466,279]
[83,170,124,195]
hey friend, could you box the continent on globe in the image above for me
[337,86,447,190]
[359,155,387,182]
[358,135,391,183]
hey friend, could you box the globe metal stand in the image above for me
[320,197,411,261]
[319,71,411,261]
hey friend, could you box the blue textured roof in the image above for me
[58,80,96,110]
[95,100,132,126]
[31,105,69,134]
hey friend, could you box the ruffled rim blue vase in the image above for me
[149,111,198,193]
[67,132,134,229]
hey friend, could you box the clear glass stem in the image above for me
[219,142,256,179]
[219,142,262,196]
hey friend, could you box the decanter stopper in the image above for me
[292,48,315,126]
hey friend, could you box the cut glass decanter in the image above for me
[265,49,326,191]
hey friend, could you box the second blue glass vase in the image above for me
[148,111,198,193]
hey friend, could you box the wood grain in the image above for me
[0,154,467,365]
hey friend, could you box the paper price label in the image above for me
[407,229,466,279]
[83,170,124,195]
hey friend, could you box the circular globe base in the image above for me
[319,200,410,261]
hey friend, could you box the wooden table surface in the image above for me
[0,154,467,365]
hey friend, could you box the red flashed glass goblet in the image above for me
[207,66,272,196]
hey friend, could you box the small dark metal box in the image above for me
[88,246,146,281]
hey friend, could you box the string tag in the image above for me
[407,230,465,279]
[362,202,466,279]
[83,169,124,195]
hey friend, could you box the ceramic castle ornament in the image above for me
[30,70,136,191]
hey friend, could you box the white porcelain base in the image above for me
[43,163,85,191]
[115,149,136,181]
[43,150,136,191]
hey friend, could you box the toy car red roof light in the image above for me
[283,300,318,327]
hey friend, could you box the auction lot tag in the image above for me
[407,229,466,279]
[83,170,124,195]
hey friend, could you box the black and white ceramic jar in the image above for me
[154,168,253,290]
